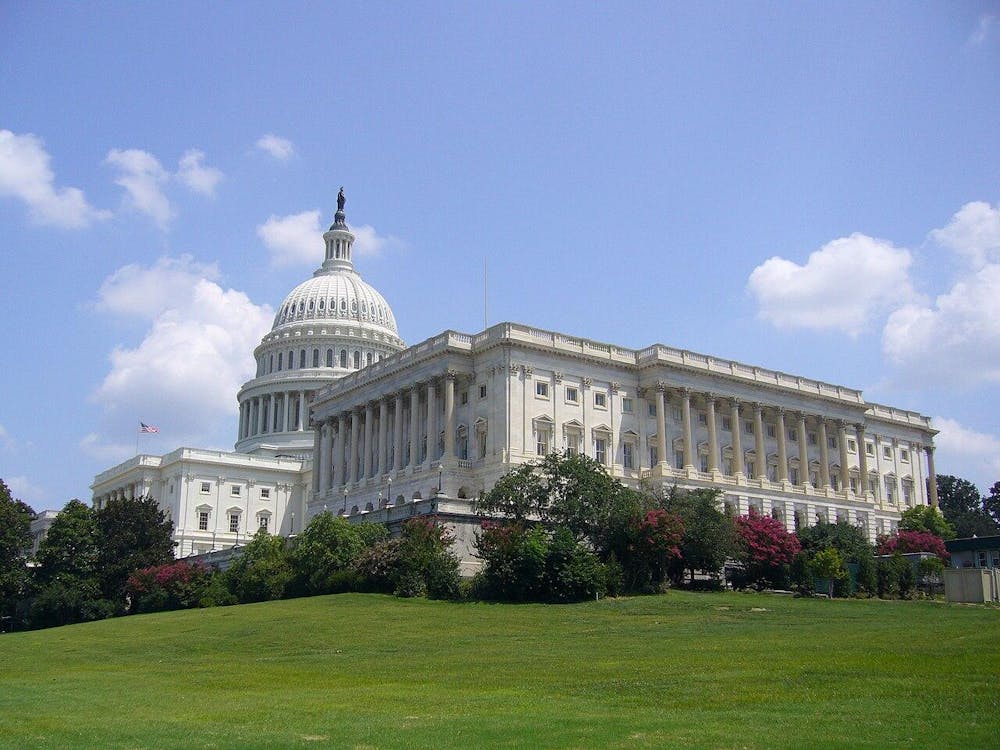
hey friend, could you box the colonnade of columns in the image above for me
[651,383,937,505]
[239,390,310,440]
[314,372,459,495]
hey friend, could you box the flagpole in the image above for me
[136,422,140,456]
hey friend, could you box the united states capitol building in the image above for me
[92,193,939,567]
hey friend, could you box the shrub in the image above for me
[225,530,293,603]
[287,513,370,596]
[877,530,949,561]
[353,517,461,599]
[734,511,801,589]
[127,561,221,613]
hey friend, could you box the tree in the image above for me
[809,547,847,598]
[627,508,685,590]
[94,496,176,607]
[0,479,34,618]
[877,530,949,561]
[797,519,874,564]
[899,505,956,540]
[734,511,801,589]
[662,488,737,585]
[288,513,368,595]
[225,529,293,603]
[30,499,109,627]
[936,475,997,539]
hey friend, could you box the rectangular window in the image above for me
[788,428,797,442]
[260,488,270,500]
[883,446,892,460]
[884,477,896,501]
[460,390,469,405]
[648,402,657,417]
[675,450,684,470]
[829,436,838,449]
[621,397,633,413]
[790,467,799,485]
[745,421,754,435]
[230,485,241,497]
[808,431,817,446]
[198,511,209,531]
[649,446,659,465]
[622,442,634,469]
[901,448,910,462]
[229,514,239,533]
[672,407,682,421]
[766,424,776,439]
[479,384,487,399]
[535,381,549,398]
[565,386,579,403]
[699,454,709,472]
[850,477,859,493]
[902,482,912,505]
[536,430,550,456]
[722,416,731,431]
[848,438,857,453]
[698,412,707,426]
[200,482,211,494]
[594,392,607,408]
[595,438,607,465]
[259,516,269,530]
[866,442,875,456]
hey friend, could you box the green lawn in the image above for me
[1,591,997,749]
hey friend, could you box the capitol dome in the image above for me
[234,192,405,457]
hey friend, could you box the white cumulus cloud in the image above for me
[0,129,109,228]
[105,148,173,229]
[255,134,296,160]
[5,475,46,506]
[747,233,918,336]
[176,149,223,196]
[94,255,222,319]
[90,259,273,447]
[257,210,323,266]
[932,417,1000,490]
[929,201,1000,269]
[352,224,403,257]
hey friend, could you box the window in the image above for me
[902,482,912,505]
[260,488,271,500]
[788,428,797,442]
[353,351,360,369]
[340,350,347,368]
[366,352,373,366]
[565,386,579,403]
[198,511,209,531]
[595,438,607,465]
[536,427,550,455]
[828,435,837,449]
[745,421,754,435]
[850,476,859,493]
[790,467,799,485]
[649,445,659,465]
[312,349,319,367]
[648,402,657,417]
[622,397,633,413]
[699,454,709,472]
[229,514,239,533]
[299,349,306,368]
[808,431,817,446]
[623,442,634,469]
[258,515,269,531]
[269,354,274,373]
[479,384,487,399]
[535,381,549,398]
[326,349,333,367]
[901,448,910,462]
[594,392,607,408]
[884,476,896,502]
[674,450,684,470]
[460,390,468,405]
[766,423,776,439]
[698,412,707,426]
[868,476,879,496]
[866,442,875,457]
[847,438,857,453]
[722,416,731,431]
[883,446,892,460]
[200,482,211,494]
[230,485,241,497]
[672,407,682,421]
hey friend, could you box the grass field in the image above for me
[1,591,998,749]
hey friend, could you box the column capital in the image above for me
[610,381,620,393]
[582,377,593,387]
[655,380,669,393]
[854,422,867,433]
[554,371,564,382]
[729,396,741,410]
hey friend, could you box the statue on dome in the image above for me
[337,187,346,211]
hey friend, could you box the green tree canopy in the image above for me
[899,504,956,540]
[0,479,35,616]
[289,513,369,595]
[797,519,874,563]
[225,529,293,603]
[937,475,999,538]
[661,487,736,583]
[94,495,176,605]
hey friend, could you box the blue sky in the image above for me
[2,2,999,510]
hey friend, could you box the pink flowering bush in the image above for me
[877,530,949,561]
[734,511,801,588]
[127,561,231,612]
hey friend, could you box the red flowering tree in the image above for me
[877,530,949,561]
[734,511,801,588]
[629,509,685,587]
[127,561,219,613]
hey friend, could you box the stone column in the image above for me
[393,392,404,472]
[838,421,850,492]
[705,394,719,473]
[753,403,766,480]
[409,387,420,468]
[797,413,809,487]
[350,409,361,483]
[426,379,438,462]
[318,421,331,493]
[311,421,321,494]
[681,388,694,470]
[818,420,831,489]
[362,402,374,479]
[297,391,306,431]
[443,371,456,459]
[730,399,743,477]
[378,397,389,476]
[268,394,276,433]
[776,408,788,483]
[335,414,347,486]
[655,384,668,468]
[926,445,939,507]
[856,423,869,499]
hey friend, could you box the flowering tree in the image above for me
[877,530,949,561]
[628,509,684,588]
[127,561,223,612]
[734,511,801,588]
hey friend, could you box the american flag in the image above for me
[139,422,159,433]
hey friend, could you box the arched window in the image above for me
[312,349,319,367]
[277,352,283,371]
[269,354,274,373]
[353,350,361,369]
[340,349,347,368]
[318,299,324,311]
[366,352,373,366]
[288,350,295,369]
[299,349,306,368]
[326,349,333,367]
